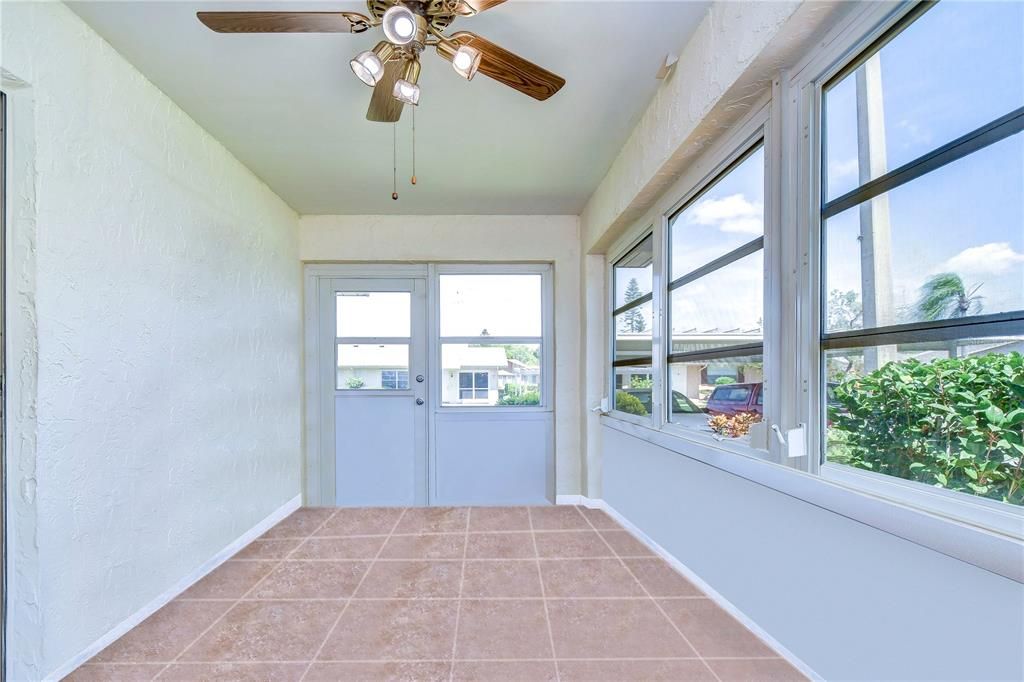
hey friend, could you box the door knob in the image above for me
[416,375,424,383]
[416,398,425,405]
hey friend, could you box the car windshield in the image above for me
[711,386,750,403]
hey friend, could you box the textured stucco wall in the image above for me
[2,4,303,679]
[580,1,845,253]
[300,214,582,496]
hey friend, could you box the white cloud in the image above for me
[687,194,763,235]
[939,242,1024,276]
[828,157,859,182]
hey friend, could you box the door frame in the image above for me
[304,264,430,505]
[326,275,428,506]
[303,263,555,506]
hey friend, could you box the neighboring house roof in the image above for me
[616,331,763,360]
[339,344,510,369]
[340,344,409,368]
[442,345,508,370]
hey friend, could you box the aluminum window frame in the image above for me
[789,0,1024,549]
[609,230,658,425]
[598,0,1023,583]
[605,103,776,456]
[814,0,1024,522]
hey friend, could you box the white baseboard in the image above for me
[48,494,302,682]
[588,498,821,682]
[556,494,602,508]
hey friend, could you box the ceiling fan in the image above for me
[197,0,566,123]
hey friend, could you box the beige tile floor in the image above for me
[66,506,805,682]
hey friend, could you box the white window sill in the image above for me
[601,414,1024,583]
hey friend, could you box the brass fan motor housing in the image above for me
[367,0,459,36]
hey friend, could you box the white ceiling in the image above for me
[69,0,710,215]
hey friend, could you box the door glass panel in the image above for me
[337,343,409,390]
[337,292,411,337]
[440,275,542,337]
[441,343,541,406]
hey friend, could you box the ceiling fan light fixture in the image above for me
[350,42,396,87]
[350,51,383,86]
[451,45,482,80]
[392,58,421,105]
[381,5,418,45]
[393,79,421,105]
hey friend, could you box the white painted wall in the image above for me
[602,427,1024,681]
[2,4,303,678]
[300,215,582,495]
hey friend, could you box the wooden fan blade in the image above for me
[196,11,371,34]
[367,59,405,123]
[437,32,565,101]
[455,0,508,16]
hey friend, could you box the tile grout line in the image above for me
[175,595,713,602]
[92,655,780,665]
[529,507,562,682]
[298,507,409,681]
[249,529,620,539]
[446,508,472,682]
[151,508,345,681]
[228,555,659,563]
[579,507,724,682]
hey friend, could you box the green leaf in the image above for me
[984,405,1005,424]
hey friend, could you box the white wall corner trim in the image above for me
[591,498,821,681]
[46,494,302,682]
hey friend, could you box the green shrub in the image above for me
[715,376,736,385]
[345,376,365,389]
[498,384,540,406]
[829,352,1024,506]
[615,391,648,416]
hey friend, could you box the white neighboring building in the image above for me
[337,343,539,406]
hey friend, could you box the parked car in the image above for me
[706,382,763,417]
[704,381,841,418]
[622,389,707,428]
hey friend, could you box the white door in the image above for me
[322,278,428,506]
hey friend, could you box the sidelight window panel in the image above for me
[440,274,542,337]
[439,272,545,408]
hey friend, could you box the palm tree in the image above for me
[915,273,983,359]
[915,273,983,321]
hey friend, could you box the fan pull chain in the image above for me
[411,107,417,186]
[392,122,398,201]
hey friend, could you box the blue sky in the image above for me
[615,1,1022,339]
[824,1,1024,328]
